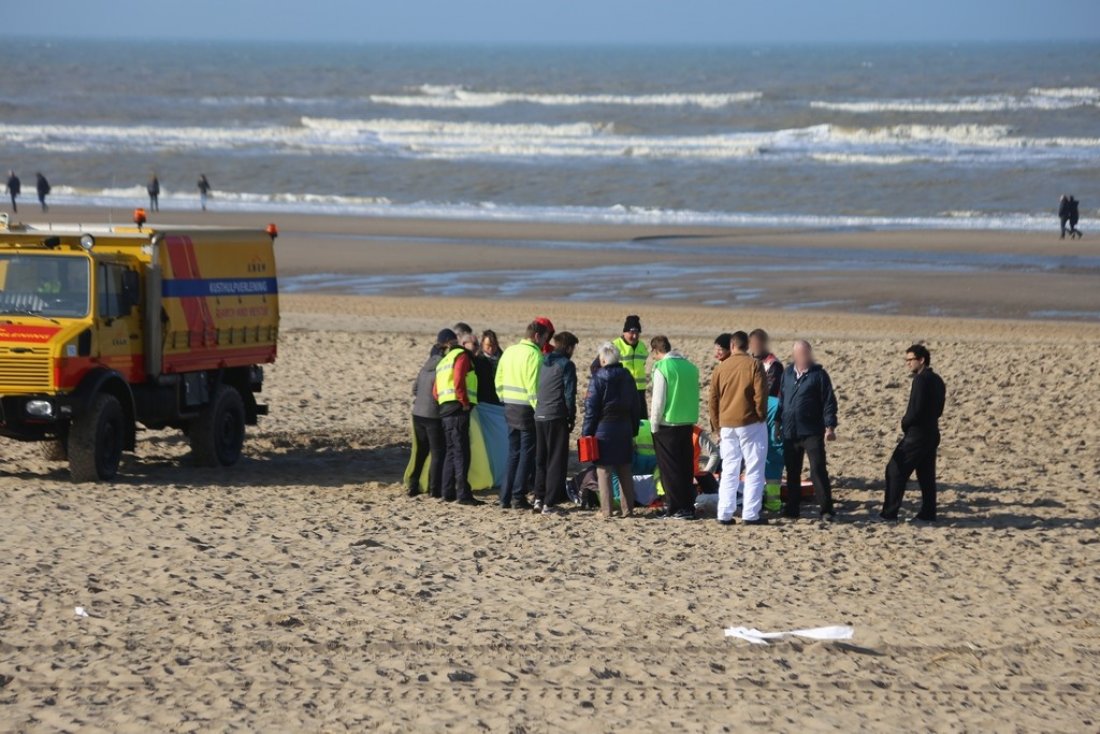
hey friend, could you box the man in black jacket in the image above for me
[6,171,19,213]
[1067,196,1081,239]
[881,344,946,522]
[533,331,579,514]
[1059,195,1070,239]
[777,340,838,519]
[35,173,50,212]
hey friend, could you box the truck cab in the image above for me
[0,213,279,481]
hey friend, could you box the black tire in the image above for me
[189,385,246,467]
[42,439,69,462]
[68,394,126,482]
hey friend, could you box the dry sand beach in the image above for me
[2,210,1100,731]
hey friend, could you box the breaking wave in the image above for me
[368,84,763,109]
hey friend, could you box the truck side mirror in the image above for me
[122,269,141,312]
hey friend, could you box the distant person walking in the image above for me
[496,320,551,509]
[709,331,770,526]
[6,171,20,213]
[1059,195,1071,239]
[777,340,839,520]
[613,315,649,419]
[147,175,160,212]
[408,342,447,498]
[533,331,579,515]
[880,344,946,523]
[433,328,483,506]
[35,173,50,212]
[749,328,783,398]
[649,336,701,521]
[197,174,212,211]
[583,342,641,519]
[1068,196,1081,239]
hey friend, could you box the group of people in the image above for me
[4,170,213,214]
[408,314,947,525]
[5,171,51,213]
[1058,195,1082,239]
[147,174,213,212]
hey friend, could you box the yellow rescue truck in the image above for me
[0,211,279,481]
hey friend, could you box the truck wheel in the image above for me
[189,385,246,467]
[42,440,69,462]
[68,394,126,482]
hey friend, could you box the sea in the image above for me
[1,40,1097,231]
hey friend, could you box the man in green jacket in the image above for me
[649,336,701,520]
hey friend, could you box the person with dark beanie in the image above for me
[881,344,946,522]
[613,315,649,419]
[433,328,483,505]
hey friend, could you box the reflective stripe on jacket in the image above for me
[495,339,542,407]
[435,347,478,406]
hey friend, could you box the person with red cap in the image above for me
[535,316,555,354]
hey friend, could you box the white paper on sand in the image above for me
[74,606,89,618]
[724,625,853,645]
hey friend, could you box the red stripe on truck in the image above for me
[164,235,204,344]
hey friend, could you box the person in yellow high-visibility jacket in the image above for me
[613,314,649,420]
[495,320,552,509]
[433,328,483,505]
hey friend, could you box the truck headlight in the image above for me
[25,400,55,418]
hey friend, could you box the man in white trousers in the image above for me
[708,330,770,525]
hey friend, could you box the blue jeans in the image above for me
[500,426,536,506]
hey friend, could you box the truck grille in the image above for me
[0,356,52,391]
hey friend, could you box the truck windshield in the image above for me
[0,254,91,318]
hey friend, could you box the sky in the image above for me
[7,0,1100,44]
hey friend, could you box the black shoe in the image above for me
[407,486,420,497]
[743,517,770,526]
[429,490,442,499]
[910,515,936,524]
[782,511,800,520]
[718,518,736,526]
[819,512,835,522]
[457,497,484,506]
[442,495,457,503]
[671,510,696,521]
[512,499,534,511]
[875,513,898,523]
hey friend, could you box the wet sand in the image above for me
[19,204,1100,321]
[2,289,1099,731]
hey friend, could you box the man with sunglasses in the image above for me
[881,344,946,522]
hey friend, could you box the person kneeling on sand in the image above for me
[583,342,641,519]
[533,331,579,515]
[433,329,483,506]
